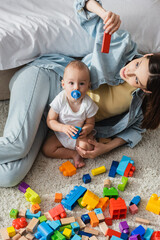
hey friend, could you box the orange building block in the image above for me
[81,190,99,211]
[146,194,160,215]
[109,197,127,219]
[88,211,99,227]
[55,193,63,203]
[31,203,41,214]
[96,197,109,211]
[59,161,76,177]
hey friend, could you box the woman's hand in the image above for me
[76,139,108,159]
[101,11,121,35]
[62,125,78,138]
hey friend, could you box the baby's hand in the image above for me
[62,125,78,138]
[101,11,121,35]
[78,128,89,139]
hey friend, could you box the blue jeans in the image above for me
[0,65,62,187]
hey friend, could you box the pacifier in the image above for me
[71,90,81,100]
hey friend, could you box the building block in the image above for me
[103,187,118,199]
[31,203,41,214]
[110,236,123,240]
[104,179,111,188]
[0,228,10,240]
[129,204,138,215]
[44,212,53,221]
[18,209,26,217]
[124,163,136,177]
[94,208,103,215]
[129,234,142,240]
[26,217,40,233]
[78,231,92,238]
[109,197,127,219]
[108,161,119,177]
[82,174,91,184]
[38,215,47,223]
[118,177,128,191]
[61,216,75,225]
[129,196,141,206]
[63,228,72,239]
[144,228,154,240]
[59,160,76,177]
[59,224,71,232]
[151,231,160,240]
[106,228,121,238]
[135,217,150,225]
[49,204,66,220]
[84,227,99,236]
[34,222,54,240]
[24,187,41,204]
[116,156,134,176]
[12,217,28,229]
[105,217,112,226]
[121,232,129,240]
[71,222,80,232]
[77,197,85,208]
[91,166,106,176]
[131,225,145,237]
[71,234,82,240]
[97,213,105,222]
[51,230,65,240]
[7,226,16,237]
[26,209,41,219]
[119,221,129,234]
[61,185,87,210]
[101,32,111,53]
[54,193,63,203]
[47,220,61,231]
[96,197,109,211]
[81,214,90,224]
[18,182,30,193]
[88,211,99,227]
[76,217,86,229]
[17,228,26,235]
[25,233,34,240]
[81,190,99,210]
[146,194,160,215]
[99,222,108,236]
[10,209,19,218]
[12,233,21,240]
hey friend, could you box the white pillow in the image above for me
[0,0,159,70]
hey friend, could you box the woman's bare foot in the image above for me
[73,153,85,168]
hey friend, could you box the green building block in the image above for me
[51,230,66,240]
[38,215,47,223]
[103,187,118,199]
[59,225,71,232]
[10,209,19,218]
[77,197,85,208]
[118,176,128,191]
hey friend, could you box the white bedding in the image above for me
[0,0,160,70]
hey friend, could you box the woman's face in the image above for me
[120,56,150,91]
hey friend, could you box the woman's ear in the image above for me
[142,89,152,94]
[143,53,153,58]
[61,79,65,89]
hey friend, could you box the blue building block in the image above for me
[26,209,41,219]
[94,208,103,215]
[78,231,92,238]
[71,234,82,240]
[111,236,123,240]
[61,185,87,210]
[131,225,145,237]
[129,196,141,206]
[46,220,60,231]
[82,174,91,184]
[143,228,154,240]
[81,214,90,224]
[121,233,129,240]
[116,156,134,176]
[72,126,82,139]
[71,222,80,232]
[34,222,54,240]
[108,161,119,177]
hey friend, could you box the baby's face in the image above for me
[62,67,90,102]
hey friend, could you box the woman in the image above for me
[0,0,159,187]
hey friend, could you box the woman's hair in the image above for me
[141,53,160,129]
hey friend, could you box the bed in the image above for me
[0,0,160,100]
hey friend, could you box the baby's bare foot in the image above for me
[73,154,85,168]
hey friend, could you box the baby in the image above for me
[42,60,98,168]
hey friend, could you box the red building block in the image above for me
[12,217,28,229]
[105,217,112,226]
[109,197,127,219]
[101,33,111,53]
[106,228,121,238]
[129,204,138,215]
[124,163,135,177]
[151,231,160,240]
[49,204,67,220]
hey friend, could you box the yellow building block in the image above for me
[96,197,109,211]
[91,166,106,176]
[81,190,99,211]
[24,187,41,204]
[63,228,72,239]
[7,226,16,237]
[146,193,160,215]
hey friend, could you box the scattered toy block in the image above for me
[124,163,135,177]
[12,217,28,229]
[59,224,71,232]
[94,208,103,215]
[119,221,129,234]
[63,228,72,239]
[7,226,16,237]
[116,156,134,176]
[146,194,160,215]
[129,196,141,206]
[18,182,30,193]
[31,203,41,214]
[17,228,26,235]
[96,197,109,211]
[120,232,129,240]
[18,209,26,218]
[51,230,65,240]
[71,234,82,240]
[81,214,90,224]
[144,228,154,240]
[104,179,111,188]
[60,216,75,225]
[118,177,128,191]
[91,166,106,176]
[44,212,53,221]
[26,217,39,233]
[130,225,145,237]
[97,213,105,222]
[77,197,85,208]
[81,236,89,240]
[0,228,10,240]
[89,236,98,240]
[108,161,119,177]
[106,228,121,238]
[84,227,99,236]
[101,32,111,53]
[47,220,61,231]
[61,185,87,210]
[12,233,21,240]
[78,230,92,238]
[135,217,150,225]
[34,222,54,240]
[59,160,76,177]
[76,217,86,229]
[26,209,41,219]
[54,193,63,203]
[71,222,80,232]
[25,233,34,240]
[150,231,160,240]
[99,222,108,236]
[110,236,123,240]
[82,174,91,184]
[103,187,118,199]
[19,236,28,240]
[129,204,138,214]
[81,190,99,210]
[24,187,41,204]
[38,215,47,223]
[105,217,112,226]
[88,211,99,227]
[10,209,19,219]
[49,204,67,220]
[109,198,127,219]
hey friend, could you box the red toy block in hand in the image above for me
[12,217,28,229]
[101,33,111,53]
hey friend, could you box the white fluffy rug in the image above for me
[0,100,160,239]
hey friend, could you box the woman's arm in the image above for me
[76,137,126,159]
